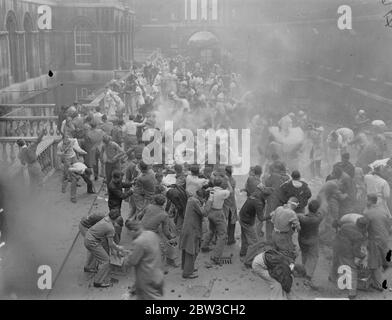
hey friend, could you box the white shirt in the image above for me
[252,252,267,269]
[209,187,230,209]
[123,120,138,136]
[369,158,390,170]
[364,174,390,199]
[340,213,363,225]
[69,162,87,174]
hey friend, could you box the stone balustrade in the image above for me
[0,104,58,138]
[0,116,59,137]
[0,104,55,117]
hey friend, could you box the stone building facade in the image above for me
[0,0,134,104]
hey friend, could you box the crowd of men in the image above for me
[14,51,392,300]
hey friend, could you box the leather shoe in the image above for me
[182,273,198,279]
[83,267,97,273]
[93,282,112,288]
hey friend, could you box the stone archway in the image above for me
[186,30,220,65]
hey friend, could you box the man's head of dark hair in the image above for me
[341,152,350,161]
[254,165,262,176]
[190,164,200,175]
[102,114,107,121]
[85,168,93,176]
[332,165,343,178]
[139,161,148,172]
[109,208,120,220]
[196,188,208,199]
[95,106,101,112]
[363,165,372,175]
[174,164,183,173]
[293,264,307,278]
[225,165,233,176]
[291,170,301,180]
[153,194,166,206]
[112,170,122,180]
[272,161,286,173]
[308,199,320,213]
[356,216,369,231]
[129,114,135,121]
[16,139,25,147]
[373,166,382,174]
[213,177,223,187]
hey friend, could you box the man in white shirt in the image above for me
[364,167,391,218]
[69,162,95,203]
[57,136,87,193]
[93,106,103,125]
[201,177,231,264]
[123,115,146,152]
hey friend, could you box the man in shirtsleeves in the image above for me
[17,129,46,189]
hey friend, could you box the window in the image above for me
[76,87,90,100]
[6,11,19,83]
[24,14,34,78]
[190,0,197,20]
[74,23,92,66]
[201,0,208,20]
[185,0,188,20]
[211,0,218,20]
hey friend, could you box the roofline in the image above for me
[19,0,135,14]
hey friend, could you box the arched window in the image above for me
[6,11,19,83]
[74,22,92,66]
[24,14,34,78]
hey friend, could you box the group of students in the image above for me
[241,147,392,299]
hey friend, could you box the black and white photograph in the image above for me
[0,0,392,303]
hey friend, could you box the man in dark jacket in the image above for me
[108,170,133,213]
[239,184,274,257]
[280,170,312,214]
[264,161,291,241]
[298,199,323,289]
[179,189,210,279]
[329,217,368,299]
[166,184,188,235]
[334,152,355,179]
[243,165,262,197]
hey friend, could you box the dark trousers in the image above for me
[226,210,236,244]
[202,209,227,259]
[299,239,319,279]
[105,162,120,185]
[227,223,236,244]
[70,171,94,201]
[181,250,197,277]
[239,220,258,256]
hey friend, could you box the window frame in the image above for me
[74,23,93,66]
